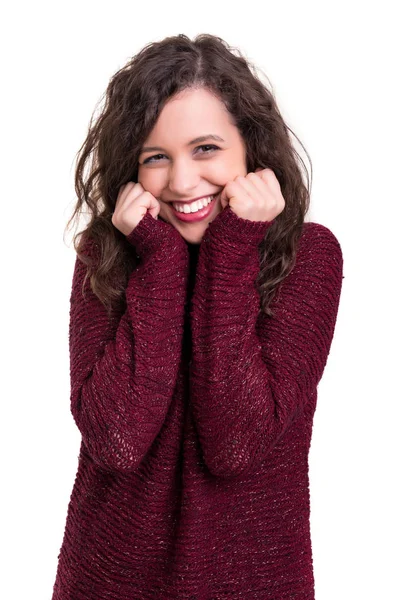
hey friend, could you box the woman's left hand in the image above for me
[220,167,285,222]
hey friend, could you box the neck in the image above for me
[186,241,200,295]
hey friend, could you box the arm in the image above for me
[189,207,344,478]
[69,212,189,473]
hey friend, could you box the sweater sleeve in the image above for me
[189,207,344,478]
[69,212,188,473]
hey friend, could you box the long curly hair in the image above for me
[65,33,311,319]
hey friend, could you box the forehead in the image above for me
[147,88,234,139]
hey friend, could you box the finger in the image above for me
[235,175,263,203]
[220,180,247,208]
[246,172,269,196]
[117,182,144,209]
[255,169,283,200]
[256,168,279,188]
[142,191,161,216]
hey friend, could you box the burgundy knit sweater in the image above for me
[52,206,343,599]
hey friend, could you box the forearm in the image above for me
[70,213,189,472]
[189,209,343,479]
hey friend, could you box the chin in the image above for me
[181,232,203,245]
[173,224,204,245]
[160,212,221,245]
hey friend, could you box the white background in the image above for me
[1,0,399,598]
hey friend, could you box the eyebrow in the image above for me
[140,134,225,154]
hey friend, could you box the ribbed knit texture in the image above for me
[52,206,343,599]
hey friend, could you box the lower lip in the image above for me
[170,194,219,223]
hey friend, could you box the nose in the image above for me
[167,157,200,197]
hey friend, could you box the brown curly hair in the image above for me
[64,33,311,319]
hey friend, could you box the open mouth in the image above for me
[170,193,219,223]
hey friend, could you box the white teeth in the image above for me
[172,195,214,214]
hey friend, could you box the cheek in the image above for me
[137,168,162,193]
[207,155,247,182]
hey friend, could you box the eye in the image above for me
[141,144,220,165]
[196,144,220,155]
[142,153,165,165]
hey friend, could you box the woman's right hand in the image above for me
[112,182,160,236]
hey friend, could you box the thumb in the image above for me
[220,185,229,209]
[147,194,161,220]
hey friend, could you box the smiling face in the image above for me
[137,86,248,244]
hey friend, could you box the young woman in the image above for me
[52,33,344,599]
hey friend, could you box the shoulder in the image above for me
[297,221,343,268]
[71,236,102,280]
[77,235,101,261]
[300,221,342,250]
[277,221,344,298]
[70,236,101,296]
